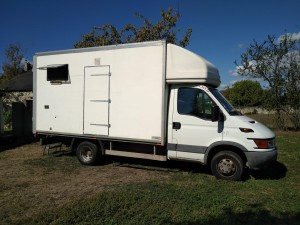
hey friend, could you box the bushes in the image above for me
[1,92,32,130]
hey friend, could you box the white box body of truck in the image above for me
[33,40,277,181]
[34,41,168,143]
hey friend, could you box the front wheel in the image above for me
[76,141,101,166]
[210,151,244,181]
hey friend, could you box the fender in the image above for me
[70,137,105,154]
[204,141,248,164]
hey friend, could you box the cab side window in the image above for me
[177,87,213,120]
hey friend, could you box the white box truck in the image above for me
[33,40,277,180]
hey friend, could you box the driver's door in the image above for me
[168,86,222,162]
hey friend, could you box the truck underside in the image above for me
[39,134,168,163]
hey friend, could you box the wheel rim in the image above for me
[81,147,93,162]
[217,158,236,177]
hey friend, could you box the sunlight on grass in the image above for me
[1,132,299,225]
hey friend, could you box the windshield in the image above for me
[209,88,241,116]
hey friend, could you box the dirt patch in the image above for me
[0,143,173,224]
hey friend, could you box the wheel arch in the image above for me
[205,141,247,166]
[70,137,105,154]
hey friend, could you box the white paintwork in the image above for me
[167,150,177,160]
[177,152,205,162]
[206,87,276,152]
[166,44,220,87]
[34,41,166,143]
[33,40,275,169]
[34,41,221,144]
[167,84,276,163]
[168,84,222,163]
[84,66,110,135]
[220,115,275,152]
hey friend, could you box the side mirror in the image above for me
[211,105,220,122]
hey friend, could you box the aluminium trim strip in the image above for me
[90,73,110,76]
[160,41,167,146]
[90,100,110,103]
[105,149,167,161]
[35,131,163,145]
[167,143,207,154]
[90,123,110,127]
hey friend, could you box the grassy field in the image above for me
[0,118,299,224]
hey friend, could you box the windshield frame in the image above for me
[209,88,241,116]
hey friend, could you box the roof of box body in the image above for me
[35,40,166,56]
[166,44,221,87]
[35,40,221,88]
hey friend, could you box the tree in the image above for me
[220,85,231,100]
[0,43,26,129]
[74,7,192,48]
[235,32,300,130]
[0,43,26,89]
[229,80,263,107]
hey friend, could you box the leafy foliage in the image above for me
[0,43,25,88]
[235,33,300,130]
[74,7,192,48]
[0,43,26,129]
[228,80,264,107]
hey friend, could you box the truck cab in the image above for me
[167,84,277,180]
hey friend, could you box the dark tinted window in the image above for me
[47,64,69,81]
[178,87,213,120]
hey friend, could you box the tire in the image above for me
[210,151,244,181]
[76,141,101,166]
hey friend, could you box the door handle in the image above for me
[173,122,181,130]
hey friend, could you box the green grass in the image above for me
[29,182,297,225]
[248,113,297,131]
[23,151,81,175]
[247,113,276,129]
[17,132,300,225]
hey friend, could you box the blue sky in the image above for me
[0,0,299,88]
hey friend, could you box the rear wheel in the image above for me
[210,151,244,181]
[76,141,101,166]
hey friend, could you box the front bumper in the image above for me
[245,149,277,170]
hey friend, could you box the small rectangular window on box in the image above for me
[47,64,69,83]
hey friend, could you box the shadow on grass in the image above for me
[47,151,287,181]
[0,135,36,152]
[100,156,288,181]
[51,149,76,157]
[249,161,287,180]
[103,155,211,174]
[21,198,299,225]
[167,204,299,225]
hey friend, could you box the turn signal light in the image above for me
[239,128,254,133]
